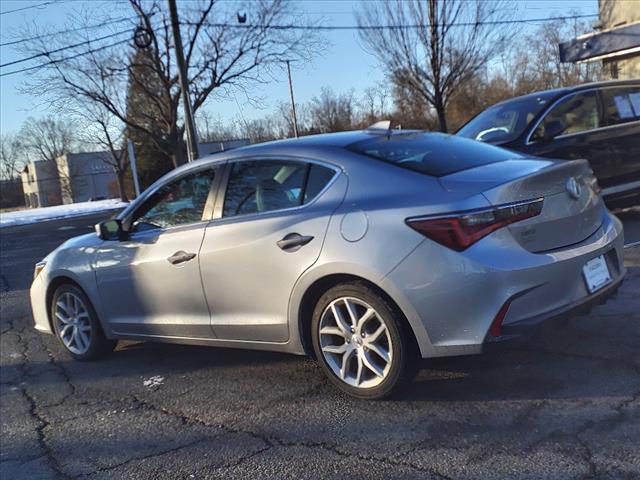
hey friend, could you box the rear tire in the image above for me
[311,281,418,399]
[51,284,116,361]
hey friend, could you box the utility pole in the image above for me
[127,139,141,198]
[286,60,299,139]
[167,0,199,162]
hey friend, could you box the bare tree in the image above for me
[0,134,25,180]
[357,0,514,132]
[81,106,130,201]
[308,87,355,133]
[357,85,390,127]
[17,116,76,164]
[19,0,322,169]
[17,116,79,200]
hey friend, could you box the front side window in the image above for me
[600,86,640,125]
[531,91,600,141]
[132,168,217,230]
[223,160,335,217]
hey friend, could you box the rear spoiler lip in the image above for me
[437,157,593,193]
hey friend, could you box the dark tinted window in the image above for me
[304,164,335,204]
[133,168,216,229]
[531,91,600,141]
[601,86,640,125]
[456,95,553,143]
[346,133,522,177]
[223,161,335,217]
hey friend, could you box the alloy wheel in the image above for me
[318,296,393,388]
[54,292,92,355]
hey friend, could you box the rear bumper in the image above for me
[485,270,624,345]
[380,210,626,359]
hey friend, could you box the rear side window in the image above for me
[223,160,336,217]
[531,91,601,141]
[346,133,522,177]
[601,86,640,125]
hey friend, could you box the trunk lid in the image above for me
[439,158,603,252]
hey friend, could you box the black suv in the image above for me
[456,80,640,208]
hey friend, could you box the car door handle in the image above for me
[277,233,314,252]
[167,251,197,265]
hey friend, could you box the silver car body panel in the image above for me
[31,131,626,359]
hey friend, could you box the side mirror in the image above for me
[542,120,565,141]
[95,219,125,240]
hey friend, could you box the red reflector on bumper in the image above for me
[489,300,512,337]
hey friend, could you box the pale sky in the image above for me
[0,0,599,136]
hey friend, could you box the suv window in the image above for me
[531,91,600,141]
[223,160,335,217]
[133,168,217,230]
[601,86,640,125]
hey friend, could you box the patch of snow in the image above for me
[0,199,127,228]
[143,375,165,389]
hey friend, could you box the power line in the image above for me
[0,1,58,16]
[0,16,134,47]
[0,38,131,77]
[184,13,598,31]
[0,29,132,68]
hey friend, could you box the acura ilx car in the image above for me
[30,124,625,398]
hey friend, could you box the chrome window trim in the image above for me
[215,156,343,222]
[525,85,640,146]
[601,180,640,196]
[406,197,545,222]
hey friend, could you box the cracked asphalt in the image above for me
[1,211,639,479]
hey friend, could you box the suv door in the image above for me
[95,165,220,338]
[199,158,346,342]
[523,90,614,175]
[598,85,640,195]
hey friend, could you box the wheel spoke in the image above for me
[56,300,71,317]
[362,351,384,378]
[356,308,375,331]
[330,303,351,334]
[367,324,387,343]
[60,324,73,338]
[322,343,348,355]
[343,299,358,329]
[55,310,70,324]
[319,326,346,338]
[339,349,355,380]
[367,343,390,363]
[355,353,364,386]
[78,324,92,333]
[78,330,90,349]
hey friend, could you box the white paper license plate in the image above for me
[582,255,612,294]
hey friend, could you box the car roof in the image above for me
[491,79,639,108]
[178,128,425,171]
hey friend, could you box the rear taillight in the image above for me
[406,198,544,251]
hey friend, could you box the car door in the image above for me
[94,165,220,338]
[199,157,346,343]
[522,90,615,177]
[598,85,640,193]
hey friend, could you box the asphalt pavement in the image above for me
[0,210,639,479]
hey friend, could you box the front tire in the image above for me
[51,284,116,361]
[311,282,417,399]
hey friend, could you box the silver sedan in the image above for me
[30,126,625,398]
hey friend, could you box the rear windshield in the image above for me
[346,132,523,177]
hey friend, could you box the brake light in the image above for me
[406,198,544,251]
